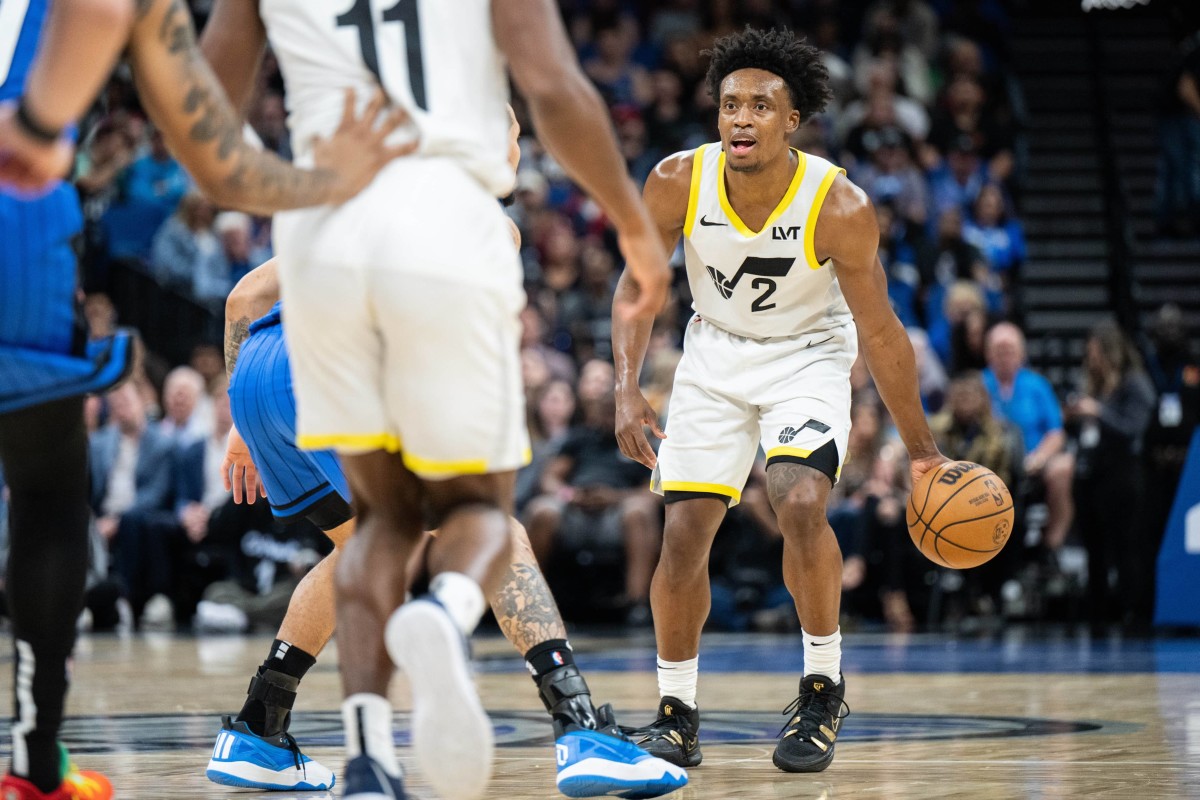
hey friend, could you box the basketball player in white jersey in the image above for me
[202,1,672,799]
[612,28,948,774]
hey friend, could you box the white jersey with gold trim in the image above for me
[260,0,514,197]
[681,143,853,339]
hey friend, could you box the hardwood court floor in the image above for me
[4,631,1199,799]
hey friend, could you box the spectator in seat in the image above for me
[1154,28,1200,237]
[150,192,223,296]
[982,323,1070,554]
[931,371,1018,490]
[1067,322,1157,627]
[159,366,210,447]
[963,183,1025,298]
[89,382,175,621]
[524,390,662,625]
[111,127,191,257]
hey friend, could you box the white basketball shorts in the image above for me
[651,316,858,506]
[272,156,529,480]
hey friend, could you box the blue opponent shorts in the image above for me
[228,309,351,527]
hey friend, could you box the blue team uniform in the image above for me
[0,0,132,414]
[227,302,350,521]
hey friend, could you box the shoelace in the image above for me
[777,691,851,739]
[279,731,307,777]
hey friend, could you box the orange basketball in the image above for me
[906,460,1014,569]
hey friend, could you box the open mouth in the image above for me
[729,135,756,155]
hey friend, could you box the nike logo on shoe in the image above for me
[699,215,727,227]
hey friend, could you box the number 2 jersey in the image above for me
[260,0,513,197]
[682,143,853,340]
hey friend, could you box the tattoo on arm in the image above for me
[147,0,338,213]
[491,548,567,655]
[224,315,251,378]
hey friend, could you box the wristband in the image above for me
[15,98,64,144]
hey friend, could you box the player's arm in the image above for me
[126,0,412,215]
[224,258,279,378]
[816,176,947,484]
[0,0,135,189]
[198,0,268,117]
[493,0,669,320]
[611,151,691,469]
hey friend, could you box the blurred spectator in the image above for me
[908,327,947,412]
[559,241,619,362]
[927,134,987,220]
[584,23,653,108]
[963,183,1025,281]
[1065,323,1156,628]
[190,344,226,390]
[520,305,577,385]
[927,280,987,370]
[869,0,940,62]
[159,366,211,446]
[929,75,1015,183]
[249,91,292,160]
[89,382,175,620]
[853,6,934,105]
[1154,28,1200,237]
[841,63,931,159]
[150,192,223,297]
[854,125,930,229]
[576,358,616,403]
[877,202,922,328]
[1137,305,1200,623]
[110,128,191,258]
[517,378,578,511]
[525,391,661,623]
[931,371,1017,489]
[982,323,1070,553]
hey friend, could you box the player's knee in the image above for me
[771,482,827,535]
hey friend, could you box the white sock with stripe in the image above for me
[342,693,401,777]
[429,572,486,637]
[802,628,842,684]
[656,656,699,708]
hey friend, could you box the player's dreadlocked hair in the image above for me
[704,27,833,122]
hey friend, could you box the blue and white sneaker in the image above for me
[556,715,688,799]
[206,715,335,791]
[342,754,408,799]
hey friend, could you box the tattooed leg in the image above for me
[490,520,567,654]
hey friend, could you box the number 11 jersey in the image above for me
[682,143,852,340]
[261,0,513,197]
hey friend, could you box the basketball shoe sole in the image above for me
[384,598,493,800]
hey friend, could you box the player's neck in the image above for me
[722,149,797,212]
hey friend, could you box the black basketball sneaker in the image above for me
[622,697,702,768]
[772,675,850,773]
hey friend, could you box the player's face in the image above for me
[717,69,801,173]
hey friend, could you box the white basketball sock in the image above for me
[657,656,699,708]
[802,628,842,684]
[429,571,486,637]
[342,693,401,777]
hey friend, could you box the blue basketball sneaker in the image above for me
[536,664,687,798]
[342,754,408,800]
[556,711,688,799]
[206,715,335,791]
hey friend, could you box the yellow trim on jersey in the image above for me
[803,166,846,270]
[660,480,742,503]
[765,445,815,461]
[716,148,807,238]
[297,433,402,453]
[682,144,707,238]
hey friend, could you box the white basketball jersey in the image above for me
[682,143,853,339]
[260,0,514,197]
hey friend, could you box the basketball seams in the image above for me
[908,461,1014,569]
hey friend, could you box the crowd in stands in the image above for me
[1,0,1196,636]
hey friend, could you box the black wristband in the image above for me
[15,98,64,144]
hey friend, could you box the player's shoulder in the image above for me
[643,147,703,221]
[816,169,874,229]
[646,148,700,193]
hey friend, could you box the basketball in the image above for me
[906,460,1014,569]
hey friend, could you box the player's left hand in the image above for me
[0,102,75,194]
[223,425,265,505]
[909,451,950,490]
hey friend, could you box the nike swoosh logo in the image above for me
[699,215,727,227]
[806,336,835,349]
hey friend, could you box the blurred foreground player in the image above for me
[612,28,947,774]
[201,0,673,796]
[0,0,410,794]
[209,265,683,798]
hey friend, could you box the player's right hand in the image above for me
[311,88,419,206]
[614,224,671,323]
[223,425,266,505]
[615,388,665,469]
